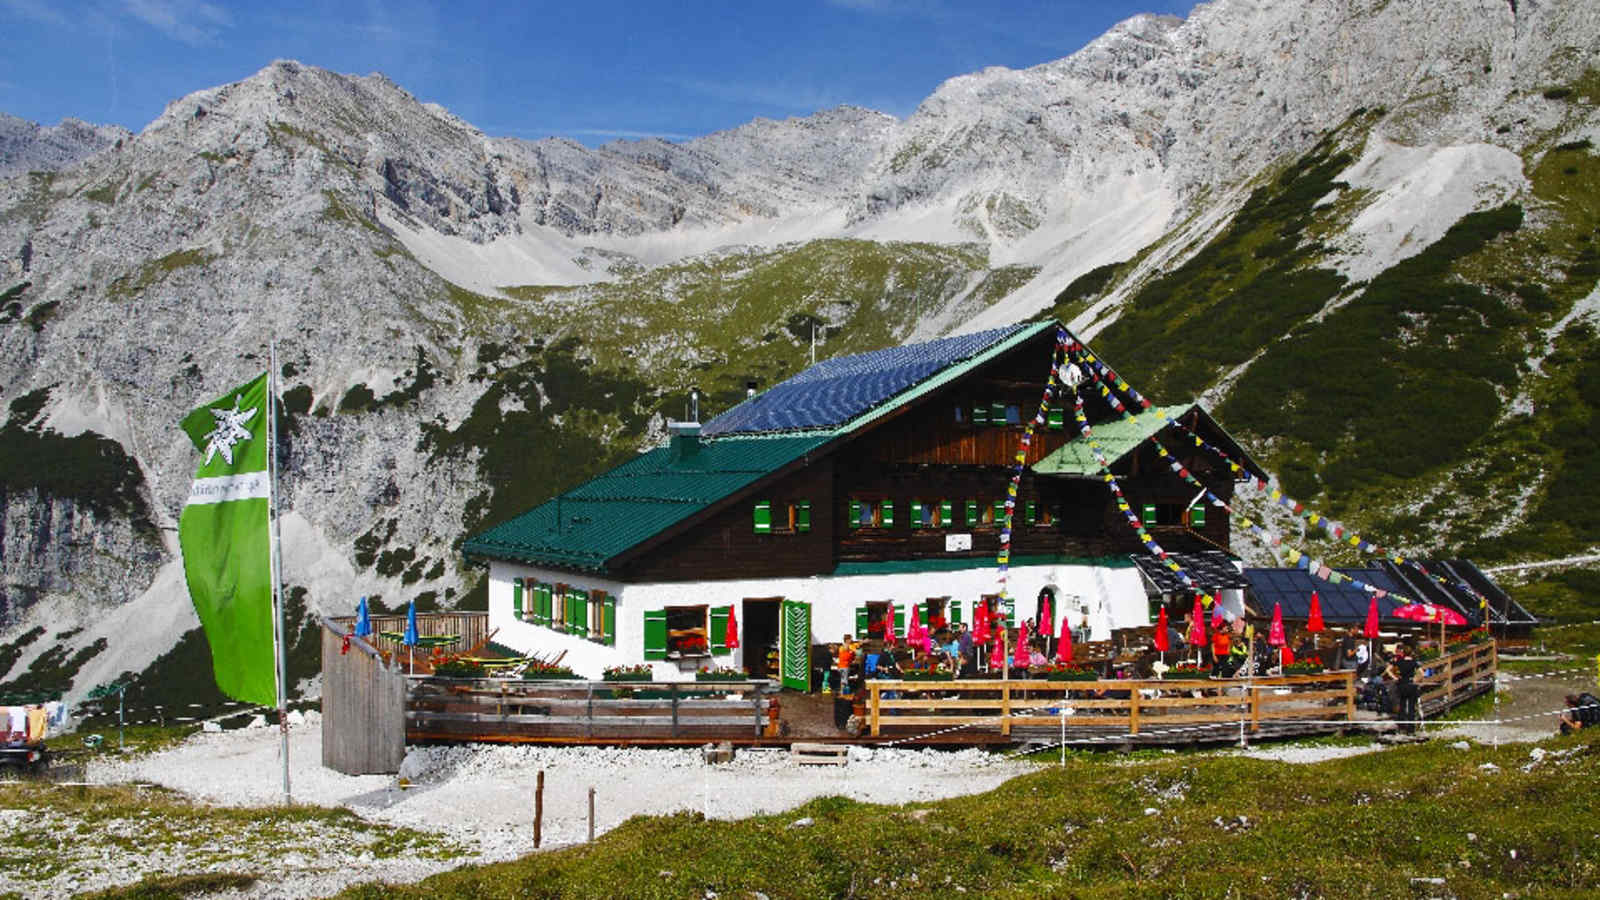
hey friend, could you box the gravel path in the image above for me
[58,722,1032,898]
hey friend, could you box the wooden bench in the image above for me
[791,742,849,766]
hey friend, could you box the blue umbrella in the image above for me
[354,596,372,637]
[403,600,419,646]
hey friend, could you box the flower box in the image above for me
[521,666,581,681]
[1281,662,1325,676]
[1165,666,1210,679]
[900,670,955,681]
[603,666,654,683]
[695,670,749,682]
[1043,670,1101,682]
[431,660,486,679]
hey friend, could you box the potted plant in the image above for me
[1281,656,1324,676]
[694,667,749,682]
[432,658,485,679]
[520,662,581,681]
[1035,663,1100,682]
[1165,663,1210,680]
[603,664,654,682]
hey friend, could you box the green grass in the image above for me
[333,730,1600,899]
[106,248,214,300]
[77,872,259,899]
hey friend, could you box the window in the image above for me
[848,498,893,528]
[911,499,950,528]
[973,404,989,427]
[758,499,811,534]
[652,605,708,657]
[925,597,950,631]
[954,405,966,425]
[859,600,896,639]
[588,589,607,640]
[1004,405,1021,426]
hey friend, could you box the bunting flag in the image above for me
[994,327,1073,598]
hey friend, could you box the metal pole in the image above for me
[588,786,596,842]
[267,340,291,804]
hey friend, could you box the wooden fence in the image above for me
[868,671,1358,738]
[325,611,492,658]
[406,678,781,744]
[1418,641,1498,715]
[319,616,406,775]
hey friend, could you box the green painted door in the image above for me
[780,599,812,692]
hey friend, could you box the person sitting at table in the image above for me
[1028,639,1049,668]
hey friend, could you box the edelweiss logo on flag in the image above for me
[201,397,258,466]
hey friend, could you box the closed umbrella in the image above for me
[354,596,372,638]
[725,603,740,651]
[1153,606,1170,653]
[1038,591,1053,656]
[1056,612,1074,663]
[1363,595,1381,639]
[973,602,991,645]
[1306,591,1326,634]
[404,599,419,674]
[1187,594,1206,647]
[883,602,898,647]
[1013,620,1031,669]
[989,626,1007,671]
[908,603,924,646]
[1268,601,1287,669]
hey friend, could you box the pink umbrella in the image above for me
[989,628,1007,670]
[1038,592,1053,642]
[1012,620,1031,668]
[1363,594,1381,639]
[1056,613,1074,663]
[1391,603,1469,626]
[1153,606,1170,652]
[972,602,991,644]
[1268,602,1286,648]
[1187,594,1206,647]
[908,603,924,645]
[882,602,897,647]
[725,603,740,650]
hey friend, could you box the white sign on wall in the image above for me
[945,533,972,552]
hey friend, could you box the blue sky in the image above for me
[1,0,1194,145]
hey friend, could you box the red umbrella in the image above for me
[1363,594,1381,639]
[1153,606,1170,652]
[883,602,897,647]
[989,628,1007,669]
[1056,613,1074,663]
[1187,594,1206,647]
[1306,591,1326,633]
[908,603,924,644]
[725,603,740,650]
[1013,620,1031,668]
[973,602,991,644]
[1268,601,1286,648]
[1038,592,1053,641]
[1391,603,1469,626]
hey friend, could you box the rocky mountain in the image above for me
[0,113,130,180]
[1,0,1597,705]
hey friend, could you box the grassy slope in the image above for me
[332,730,1600,899]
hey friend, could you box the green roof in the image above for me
[462,433,831,572]
[1031,405,1195,477]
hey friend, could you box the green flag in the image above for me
[178,372,277,707]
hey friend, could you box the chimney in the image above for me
[745,380,757,400]
[668,420,701,462]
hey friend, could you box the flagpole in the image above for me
[267,340,292,804]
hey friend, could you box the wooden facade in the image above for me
[319,616,406,775]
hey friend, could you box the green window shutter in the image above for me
[603,593,617,646]
[849,499,862,529]
[1002,596,1016,628]
[1047,408,1065,430]
[710,606,731,655]
[1191,505,1207,528]
[973,404,989,426]
[990,402,1006,425]
[796,501,811,533]
[939,499,953,527]
[965,500,980,527]
[1025,501,1037,526]
[993,500,1006,523]
[537,583,551,625]
[753,500,772,534]
[910,500,924,528]
[950,600,963,626]
[894,606,906,633]
[880,499,895,527]
[512,579,524,619]
[1142,504,1158,527]
[643,610,667,659]
[855,605,870,639]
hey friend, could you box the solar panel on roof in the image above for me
[701,323,1033,436]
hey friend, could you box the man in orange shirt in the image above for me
[1211,626,1232,677]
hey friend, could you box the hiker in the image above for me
[1385,643,1421,732]
[1211,626,1233,677]
[1559,692,1600,735]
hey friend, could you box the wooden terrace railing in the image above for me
[407,677,781,744]
[1418,640,1498,714]
[867,671,1357,738]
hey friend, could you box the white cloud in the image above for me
[121,0,231,45]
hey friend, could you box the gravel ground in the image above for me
[49,722,1032,898]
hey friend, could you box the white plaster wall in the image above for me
[487,560,1149,678]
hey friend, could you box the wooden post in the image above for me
[1001,681,1012,736]
[1128,688,1140,736]
[1250,686,1262,733]
[534,769,544,849]
[586,681,594,740]
[1344,670,1356,721]
[671,683,681,738]
[588,786,596,843]
[870,683,881,737]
